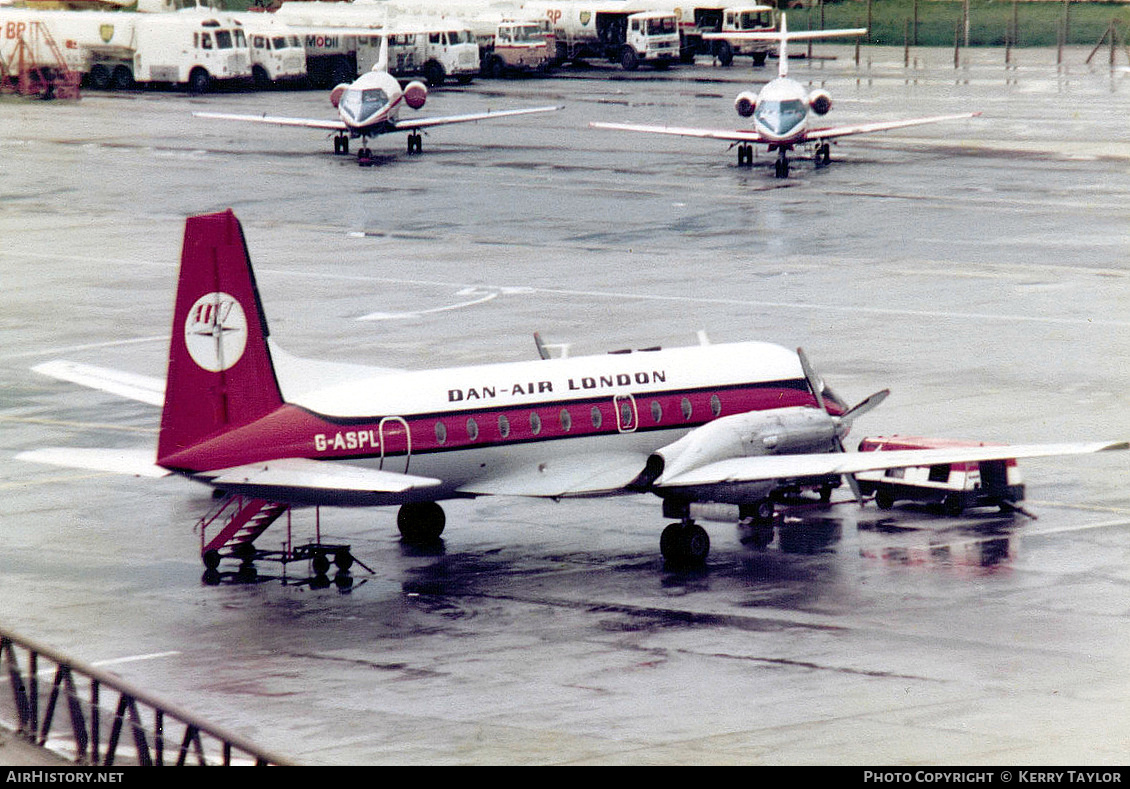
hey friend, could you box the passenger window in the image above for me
[590,407,602,429]
[467,418,479,441]
[434,421,447,444]
[681,397,693,420]
[559,409,572,432]
[530,412,542,435]
[650,400,662,423]
[710,394,721,417]
[498,414,510,439]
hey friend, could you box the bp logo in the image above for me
[579,11,591,26]
[184,292,247,372]
[99,24,114,44]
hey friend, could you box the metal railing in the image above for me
[0,626,294,766]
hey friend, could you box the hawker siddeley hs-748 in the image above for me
[18,211,1127,574]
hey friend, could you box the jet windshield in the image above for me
[340,87,389,125]
[754,98,807,137]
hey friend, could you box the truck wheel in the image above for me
[752,52,768,67]
[715,41,734,67]
[875,490,895,510]
[252,64,271,89]
[110,65,134,90]
[620,47,639,71]
[188,68,212,94]
[88,64,110,90]
[423,61,445,87]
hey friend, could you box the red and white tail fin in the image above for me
[158,210,283,465]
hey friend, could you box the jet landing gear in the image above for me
[814,142,831,168]
[739,499,776,549]
[736,143,755,166]
[406,131,423,155]
[774,149,790,179]
[333,134,350,155]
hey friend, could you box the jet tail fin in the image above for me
[158,210,284,465]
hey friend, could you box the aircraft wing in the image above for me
[390,105,562,132]
[33,360,165,406]
[655,441,1128,490]
[193,112,349,132]
[194,458,443,507]
[458,451,648,498]
[804,113,982,142]
[590,121,764,144]
[16,447,170,477]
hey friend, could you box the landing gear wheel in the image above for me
[333,135,350,155]
[943,495,965,517]
[750,523,774,550]
[398,502,446,543]
[660,522,710,567]
[737,144,753,167]
[774,156,790,179]
[407,132,423,154]
[815,142,831,167]
[311,553,331,576]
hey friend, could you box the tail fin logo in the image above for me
[185,292,247,372]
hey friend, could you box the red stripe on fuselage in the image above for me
[158,380,828,472]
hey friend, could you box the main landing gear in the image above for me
[659,497,779,566]
[397,501,446,544]
[736,143,755,167]
[406,131,423,155]
[333,134,350,155]
[814,141,831,168]
[773,149,790,179]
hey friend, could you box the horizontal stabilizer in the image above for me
[196,457,443,507]
[656,441,1128,489]
[33,360,165,406]
[17,447,170,478]
[458,451,648,498]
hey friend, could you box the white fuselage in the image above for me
[336,69,405,134]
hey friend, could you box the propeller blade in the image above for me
[842,389,890,422]
[796,347,826,411]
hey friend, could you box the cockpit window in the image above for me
[755,99,807,136]
[340,88,389,124]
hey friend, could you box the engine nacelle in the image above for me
[404,80,428,110]
[329,83,349,109]
[734,90,759,118]
[808,89,832,116]
[648,407,838,488]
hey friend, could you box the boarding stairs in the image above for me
[0,21,80,99]
[198,495,291,558]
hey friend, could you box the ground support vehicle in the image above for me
[856,436,1026,515]
[473,17,555,77]
[0,7,251,92]
[525,2,679,70]
[231,13,307,87]
[692,4,775,66]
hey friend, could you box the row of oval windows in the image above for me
[433,395,723,444]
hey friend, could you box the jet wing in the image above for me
[590,121,764,144]
[457,451,648,498]
[655,441,1128,490]
[390,105,561,132]
[193,112,349,132]
[195,457,443,507]
[33,360,165,406]
[805,113,982,142]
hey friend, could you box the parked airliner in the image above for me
[19,211,1125,573]
[590,14,980,178]
[194,35,559,165]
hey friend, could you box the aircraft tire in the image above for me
[397,502,446,543]
[660,522,710,567]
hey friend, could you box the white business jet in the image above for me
[19,211,1125,573]
[194,35,560,166]
[591,14,980,178]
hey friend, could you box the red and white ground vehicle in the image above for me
[856,436,1026,515]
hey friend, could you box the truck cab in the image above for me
[481,19,554,77]
[715,5,775,66]
[621,11,679,69]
